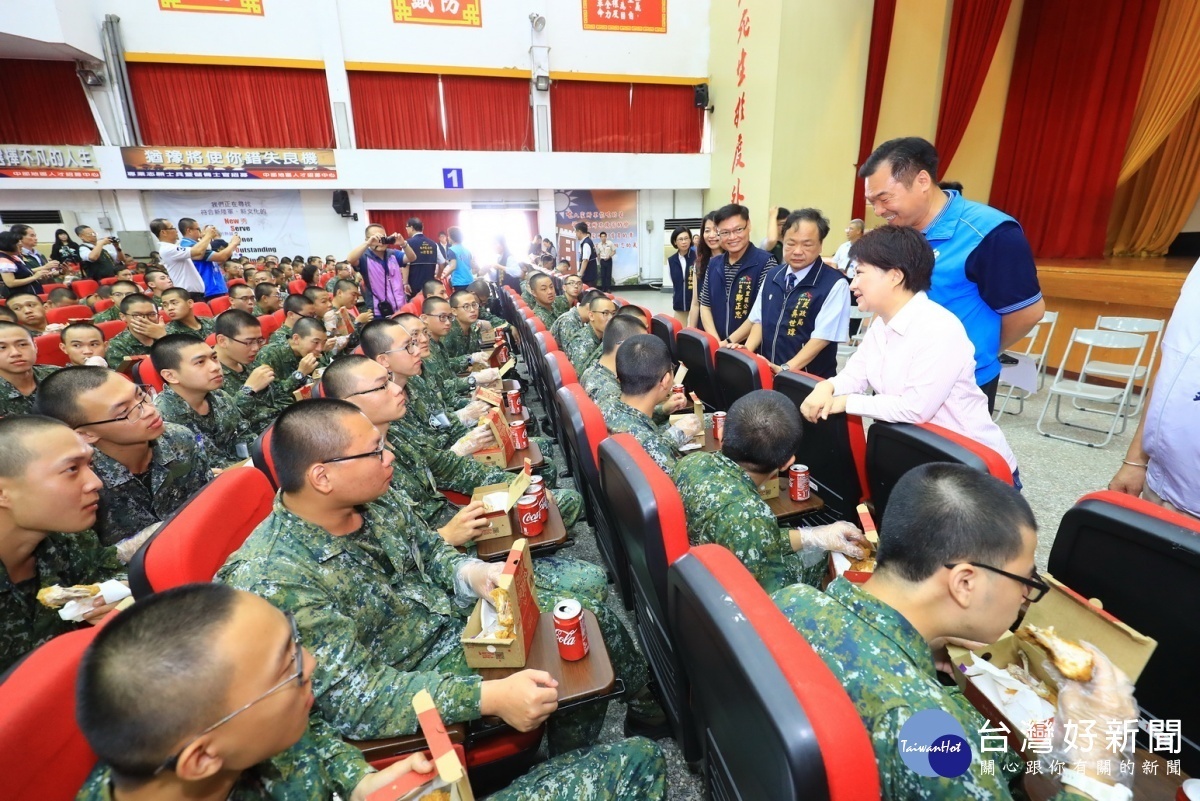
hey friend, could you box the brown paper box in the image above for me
[366,690,475,801]
[757,475,780,500]
[461,539,539,669]
[469,468,531,542]
[472,408,514,467]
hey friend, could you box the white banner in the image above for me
[147,190,311,258]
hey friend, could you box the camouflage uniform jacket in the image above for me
[1,530,124,673]
[386,422,509,523]
[672,451,824,592]
[552,295,572,318]
[103,330,154,369]
[91,306,120,323]
[442,321,484,360]
[267,323,293,347]
[406,373,470,445]
[252,303,271,317]
[772,579,1036,800]
[424,338,472,400]
[91,422,212,546]
[564,326,602,375]
[550,307,585,349]
[581,363,671,426]
[153,386,245,466]
[165,316,216,339]
[601,400,682,474]
[0,365,58,417]
[220,360,286,439]
[75,717,370,801]
[217,490,483,739]
[255,341,315,401]
[532,301,560,330]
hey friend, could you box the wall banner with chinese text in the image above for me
[393,0,482,26]
[158,0,264,14]
[121,147,336,180]
[582,0,666,33]
[555,190,640,285]
[148,191,310,258]
[0,145,101,179]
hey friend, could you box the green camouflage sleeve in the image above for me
[376,489,473,596]
[292,717,373,798]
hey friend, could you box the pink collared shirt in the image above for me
[830,291,1017,472]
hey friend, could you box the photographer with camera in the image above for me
[346,222,415,318]
[151,218,211,301]
[75,225,126,281]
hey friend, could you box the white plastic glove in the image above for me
[798,521,868,560]
[455,400,490,426]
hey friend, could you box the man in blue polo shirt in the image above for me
[178,217,240,303]
[860,137,1044,411]
[699,203,778,344]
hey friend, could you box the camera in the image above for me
[382,235,398,245]
[110,236,120,245]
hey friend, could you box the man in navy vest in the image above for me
[575,222,598,285]
[861,137,1043,412]
[743,209,849,378]
[404,217,444,297]
[699,203,777,344]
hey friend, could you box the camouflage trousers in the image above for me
[491,737,667,800]
[531,435,564,487]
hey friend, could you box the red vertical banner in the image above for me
[392,0,482,26]
[728,2,752,204]
[581,0,667,33]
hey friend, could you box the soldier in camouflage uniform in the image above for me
[218,401,654,755]
[75,585,667,801]
[213,309,285,439]
[160,288,217,339]
[90,280,141,324]
[529,273,562,329]
[151,335,246,466]
[60,322,108,367]
[0,417,125,673]
[772,463,1134,801]
[103,295,167,369]
[443,289,489,359]
[565,295,616,375]
[34,368,212,547]
[0,322,57,417]
[581,315,691,428]
[469,278,508,328]
[551,273,583,319]
[551,287,599,349]
[673,390,865,593]
[254,317,328,414]
[266,294,318,347]
[420,296,495,405]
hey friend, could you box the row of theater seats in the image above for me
[496,285,1200,788]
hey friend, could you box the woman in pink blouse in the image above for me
[801,226,1019,485]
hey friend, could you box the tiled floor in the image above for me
[523,288,1142,797]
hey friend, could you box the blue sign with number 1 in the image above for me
[442,168,463,189]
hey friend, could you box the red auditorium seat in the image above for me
[45,305,94,325]
[650,313,682,360]
[675,328,722,410]
[34,332,70,367]
[192,301,214,318]
[258,314,281,338]
[70,279,99,298]
[129,357,165,394]
[713,347,774,407]
[92,298,115,313]
[208,295,231,314]
[96,320,126,340]
[99,277,120,286]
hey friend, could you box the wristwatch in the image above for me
[239,385,256,397]
[779,364,792,372]
[291,370,306,383]
[1059,770,1132,801]
[467,375,478,391]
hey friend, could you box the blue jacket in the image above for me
[668,251,695,312]
[703,242,772,341]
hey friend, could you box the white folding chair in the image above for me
[1072,316,1164,418]
[994,310,1059,419]
[1037,328,1147,447]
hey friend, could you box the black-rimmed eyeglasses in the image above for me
[943,562,1050,602]
[322,446,386,465]
[71,386,157,429]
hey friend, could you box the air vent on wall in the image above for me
[0,210,65,225]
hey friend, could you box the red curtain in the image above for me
[127,63,333,148]
[934,0,1013,173]
[349,71,445,150]
[0,59,100,145]
[550,80,632,152]
[443,76,533,151]
[989,0,1160,258]
[851,0,897,220]
[630,84,703,153]
[369,210,460,239]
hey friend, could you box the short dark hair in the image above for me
[33,366,112,427]
[272,399,360,492]
[282,294,313,317]
[73,224,91,236]
[77,583,240,778]
[0,307,16,322]
[616,304,649,323]
[449,290,474,309]
[407,217,423,231]
[359,318,402,358]
[151,333,209,374]
[447,226,464,244]
[333,279,358,295]
[320,354,375,400]
[62,321,105,342]
[177,217,198,235]
[468,280,490,297]
[47,287,76,304]
[601,314,648,356]
[9,223,33,238]
[0,319,31,339]
[111,280,140,295]
[422,278,444,296]
[938,180,963,193]
[254,282,278,301]
[579,289,605,306]
[615,333,670,396]
[149,218,173,238]
[528,273,553,292]
[291,316,325,341]
[144,267,169,280]
[589,295,616,311]
[713,203,750,227]
[303,286,329,303]
[574,222,589,234]
[0,230,21,253]
[848,226,934,293]
[215,309,260,339]
[160,287,191,304]
[875,463,1034,582]
[301,265,320,285]
[229,284,255,299]
[782,208,830,242]
[0,415,72,478]
[422,296,450,315]
[120,294,156,314]
[775,206,791,222]
[671,225,692,246]
[858,136,939,185]
[722,390,801,474]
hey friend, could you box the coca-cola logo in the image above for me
[519,511,541,524]
[556,627,578,646]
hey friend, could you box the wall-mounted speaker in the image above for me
[694,83,710,109]
[332,190,350,216]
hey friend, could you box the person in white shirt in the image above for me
[597,231,618,289]
[831,219,864,278]
[801,225,1019,485]
[150,218,210,301]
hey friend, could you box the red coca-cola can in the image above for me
[505,389,523,416]
[553,598,589,661]
[789,464,811,501]
[516,494,544,537]
[509,419,528,450]
[712,411,726,440]
[497,342,510,363]
[528,475,549,522]
[672,384,685,396]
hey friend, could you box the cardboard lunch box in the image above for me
[828,504,878,584]
[668,395,706,448]
[461,538,540,669]
[469,465,531,542]
[472,407,516,467]
[946,572,1158,756]
[757,475,780,501]
[366,690,475,801]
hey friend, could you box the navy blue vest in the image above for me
[579,236,597,278]
[704,242,772,341]
[758,259,846,378]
